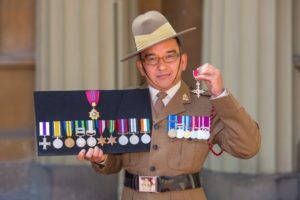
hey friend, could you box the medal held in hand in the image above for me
[86,90,100,120]
[192,68,205,98]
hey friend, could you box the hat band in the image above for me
[134,23,177,51]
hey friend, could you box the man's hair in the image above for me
[138,37,182,60]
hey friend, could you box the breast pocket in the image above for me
[167,138,209,172]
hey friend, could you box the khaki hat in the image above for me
[121,10,196,62]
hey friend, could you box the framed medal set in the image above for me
[34,89,152,156]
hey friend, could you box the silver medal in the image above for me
[76,137,86,148]
[118,135,128,146]
[53,138,63,149]
[141,133,151,144]
[202,129,210,140]
[129,134,139,145]
[87,136,97,147]
[176,129,184,139]
[190,131,197,139]
[168,129,177,138]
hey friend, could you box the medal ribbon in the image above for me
[96,120,106,135]
[85,90,100,107]
[168,115,177,131]
[176,115,184,129]
[197,116,201,130]
[128,118,137,133]
[63,121,73,137]
[184,116,191,131]
[191,116,196,131]
[75,120,85,129]
[86,120,95,131]
[107,120,116,135]
[140,118,150,133]
[204,117,210,129]
[117,119,128,134]
[39,122,50,136]
[53,121,62,138]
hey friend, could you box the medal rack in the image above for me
[34,89,152,156]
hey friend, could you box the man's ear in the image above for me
[137,60,146,77]
[180,53,188,72]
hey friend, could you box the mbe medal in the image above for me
[192,68,205,98]
[86,90,100,120]
[117,119,129,146]
[75,120,86,148]
[52,121,63,149]
[86,120,97,147]
[168,115,177,138]
[64,121,75,148]
[38,122,51,150]
[129,118,139,145]
[96,120,107,146]
[140,118,151,144]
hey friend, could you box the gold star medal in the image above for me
[107,135,117,146]
[97,136,107,146]
[107,120,117,146]
[86,90,100,120]
[96,120,107,146]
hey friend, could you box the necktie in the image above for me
[153,92,167,117]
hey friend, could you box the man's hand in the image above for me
[195,63,224,97]
[77,146,107,164]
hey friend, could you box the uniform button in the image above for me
[149,166,156,172]
[154,124,160,130]
[152,144,159,150]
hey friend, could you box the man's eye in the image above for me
[165,54,176,60]
[147,57,157,62]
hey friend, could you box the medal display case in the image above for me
[34,89,152,156]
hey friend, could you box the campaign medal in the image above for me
[38,122,51,150]
[86,120,97,147]
[118,119,129,146]
[52,121,63,149]
[190,116,197,139]
[176,116,184,139]
[75,120,86,148]
[128,118,139,145]
[140,118,151,144]
[192,68,205,98]
[86,90,100,120]
[64,121,75,148]
[167,115,177,138]
[96,120,106,146]
[202,117,211,140]
[107,120,117,146]
[183,115,192,139]
[196,116,204,139]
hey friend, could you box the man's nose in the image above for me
[157,58,168,70]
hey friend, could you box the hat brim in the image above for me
[120,27,197,62]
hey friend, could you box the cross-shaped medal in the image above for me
[192,81,205,98]
[39,137,51,150]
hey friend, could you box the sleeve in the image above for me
[210,91,261,159]
[91,154,123,174]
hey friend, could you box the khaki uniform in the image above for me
[92,82,261,200]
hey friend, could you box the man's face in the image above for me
[137,38,187,91]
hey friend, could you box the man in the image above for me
[78,11,260,200]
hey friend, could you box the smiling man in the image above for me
[78,11,261,200]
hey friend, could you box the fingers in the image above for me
[77,146,107,163]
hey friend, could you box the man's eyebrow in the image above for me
[144,49,177,57]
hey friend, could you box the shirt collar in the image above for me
[149,81,181,105]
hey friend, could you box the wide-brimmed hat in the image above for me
[121,10,196,62]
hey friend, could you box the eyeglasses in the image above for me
[142,52,180,66]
